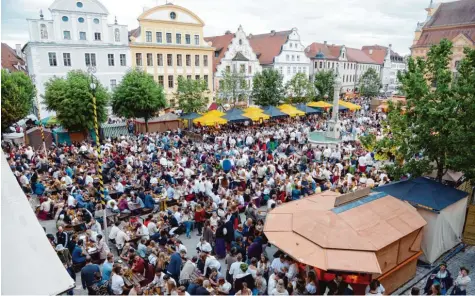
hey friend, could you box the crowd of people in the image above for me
[5,97,471,295]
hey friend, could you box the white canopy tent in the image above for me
[1,152,75,295]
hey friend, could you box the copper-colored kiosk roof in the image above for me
[264,191,426,274]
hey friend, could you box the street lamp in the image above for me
[87,66,107,239]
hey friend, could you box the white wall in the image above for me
[273,28,310,84]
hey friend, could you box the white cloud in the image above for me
[1,0,449,55]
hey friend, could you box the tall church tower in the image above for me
[413,0,437,46]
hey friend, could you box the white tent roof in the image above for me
[1,152,75,295]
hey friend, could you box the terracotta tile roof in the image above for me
[248,30,292,65]
[424,0,475,28]
[361,47,387,64]
[415,27,475,47]
[346,47,378,64]
[128,26,141,41]
[204,33,234,72]
[1,43,26,73]
[305,42,339,60]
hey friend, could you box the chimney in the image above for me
[225,30,231,35]
[15,44,22,57]
[324,41,327,45]
[369,49,373,55]
[270,30,276,36]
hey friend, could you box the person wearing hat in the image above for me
[424,262,453,295]
[452,267,471,295]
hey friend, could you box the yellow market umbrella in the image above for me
[203,110,225,117]
[338,100,361,111]
[193,114,227,126]
[243,106,263,113]
[242,112,270,121]
[308,101,332,108]
[278,104,305,117]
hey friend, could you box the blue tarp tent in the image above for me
[294,103,322,115]
[261,106,288,118]
[180,113,201,120]
[223,108,249,122]
[375,177,469,263]
[374,177,467,212]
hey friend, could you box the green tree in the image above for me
[360,39,475,182]
[359,67,381,97]
[175,76,209,114]
[1,69,36,132]
[251,68,284,106]
[217,69,249,107]
[112,69,166,132]
[43,70,109,132]
[313,70,335,101]
[285,73,315,103]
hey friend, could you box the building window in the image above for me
[240,64,245,73]
[186,55,191,66]
[76,2,83,7]
[147,53,153,66]
[135,53,142,66]
[146,31,152,42]
[195,75,200,80]
[63,31,71,40]
[328,62,330,68]
[319,61,322,68]
[120,54,126,66]
[108,54,115,66]
[187,75,191,80]
[157,54,163,66]
[286,55,289,61]
[166,33,172,43]
[62,16,69,22]
[63,53,71,66]
[176,33,181,44]
[204,75,208,85]
[78,17,84,23]
[214,52,219,58]
[195,55,199,66]
[287,67,290,74]
[156,32,162,43]
[298,66,301,73]
[93,18,99,24]
[203,55,208,67]
[84,53,96,67]
[158,75,164,86]
[94,32,101,41]
[114,28,120,42]
[110,79,117,90]
[279,67,283,74]
[48,52,57,66]
[297,55,300,61]
[332,62,335,68]
[290,43,293,48]
[168,75,174,88]
[292,55,295,61]
[249,66,252,74]
[226,66,231,72]
[167,54,173,66]
[40,24,48,39]
[79,31,86,40]
[194,35,200,45]
[293,67,296,73]
[303,67,307,74]
[177,54,182,66]
[185,34,191,44]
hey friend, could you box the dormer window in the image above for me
[239,39,242,45]
[93,18,100,24]
[342,53,345,59]
[76,1,83,7]
[62,16,69,22]
[170,12,176,19]
[78,17,84,23]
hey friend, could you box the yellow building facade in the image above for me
[129,4,214,106]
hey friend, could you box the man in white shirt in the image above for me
[204,254,221,276]
[196,238,212,253]
[85,173,94,185]
[271,254,289,273]
[108,221,121,241]
[136,223,150,240]
[229,253,243,281]
[111,266,125,295]
[115,228,130,252]
[358,155,366,173]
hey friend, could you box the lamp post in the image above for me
[30,75,47,155]
[87,66,107,239]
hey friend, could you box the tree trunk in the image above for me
[145,117,149,133]
[436,162,444,183]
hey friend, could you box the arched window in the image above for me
[40,24,48,39]
[239,39,242,45]
[114,28,120,42]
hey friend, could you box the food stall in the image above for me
[264,190,427,294]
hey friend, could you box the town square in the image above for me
[1,0,475,295]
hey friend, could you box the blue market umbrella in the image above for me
[223,108,249,122]
[180,112,201,120]
[261,106,288,118]
[294,103,322,114]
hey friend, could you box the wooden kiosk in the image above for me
[264,189,427,294]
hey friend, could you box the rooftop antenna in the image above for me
[39,9,44,19]
[114,16,117,24]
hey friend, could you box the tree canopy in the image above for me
[112,69,166,132]
[1,69,36,132]
[360,39,475,182]
[358,67,381,97]
[285,73,315,103]
[43,70,109,131]
[313,70,335,101]
[217,69,249,107]
[251,68,284,106]
[175,76,209,114]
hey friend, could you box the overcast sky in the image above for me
[2,0,445,55]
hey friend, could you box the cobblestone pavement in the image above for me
[394,244,475,295]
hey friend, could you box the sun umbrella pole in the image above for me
[31,75,48,156]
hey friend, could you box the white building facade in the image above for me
[23,0,130,117]
[381,46,406,95]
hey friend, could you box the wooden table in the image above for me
[116,260,146,288]
[105,209,119,224]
